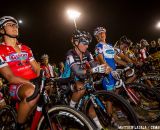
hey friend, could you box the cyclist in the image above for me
[116,36,139,83]
[0,16,40,130]
[149,40,157,55]
[139,39,149,62]
[58,61,65,77]
[117,36,137,63]
[40,54,55,78]
[93,27,133,126]
[94,27,130,90]
[62,29,108,130]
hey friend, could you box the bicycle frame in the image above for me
[115,68,141,105]
[121,82,140,105]
[31,72,54,130]
[76,78,109,117]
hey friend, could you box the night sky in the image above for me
[0,0,160,63]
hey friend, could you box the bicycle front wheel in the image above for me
[84,90,139,130]
[37,105,96,130]
[0,105,17,130]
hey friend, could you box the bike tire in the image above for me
[37,105,96,130]
[0,105,17,130]
[84,90,140,130]
[119,83,160,123]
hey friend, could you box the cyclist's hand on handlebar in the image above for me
[111,71,120,80]
[105,65,112,74]
[91,64,107,74]
[126,63,134,68]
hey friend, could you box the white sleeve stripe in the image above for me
[70,62,76,67]
[0,63,8,68]
[30,57,35,61]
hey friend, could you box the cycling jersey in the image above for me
[0,42,37,80]
[95,42,116,91]
[41,64,54,78]
[62,49,96,81]
[139,48,147,62]
[95,42,116,70]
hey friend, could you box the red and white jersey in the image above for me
[41,64,54,78]
[139,48,147,62]
[0,42,37,80]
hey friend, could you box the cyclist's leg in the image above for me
[102,74,115,115]
[10,83,39,129]
[70,81,85,108]
[125,73,137,84]
[70,81,103,129]
[88,104,104,130]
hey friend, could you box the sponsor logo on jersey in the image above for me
[0,57,4,65]
[7,52,28,61]
[105,50,114,54]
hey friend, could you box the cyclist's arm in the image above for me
[96,54,112,73]
[0,66,30,84]
[30,59,40,77]
[114,55,128,66]
[118,52,133,63]
[97,53,109,65]
[71,64,86,79]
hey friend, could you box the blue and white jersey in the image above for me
[95,42,116,70]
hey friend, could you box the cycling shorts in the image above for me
[102,73,116,91]
[9,83,35,101]
[9,84,23,101]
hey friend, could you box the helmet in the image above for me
[41,54,49,59]
[119,35,128,43]
[72,30,92,45]
[0,16,18,28]
[150,40,156,47]
[94,27,106,36]
[119,35,131,46]
[140,39,149,47]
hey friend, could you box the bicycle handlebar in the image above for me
[122,66,135,77]
[26,70,44,102]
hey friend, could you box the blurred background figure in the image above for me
[149,40,157,55]
[58,61,65,77]
[40,54,54,78]
[139,39,149,62]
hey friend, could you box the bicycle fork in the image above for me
[30,105,54,130]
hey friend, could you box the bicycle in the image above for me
[114,67,160,123]
[0,70,96,130]
[135,61,160,89]
[67,72,140,130]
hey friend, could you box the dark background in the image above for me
[0,0,160,63]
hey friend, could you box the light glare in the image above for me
[67,9,81,20]
[18,20,23,24]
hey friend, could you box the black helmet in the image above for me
[119,35,131,46]
[72,30,92,45]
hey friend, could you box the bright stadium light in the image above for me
[18,20,23,24]
[67,9,81,30]
[156,21,160,28]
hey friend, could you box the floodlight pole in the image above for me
[67,9,80,31]
[73,19,78,30]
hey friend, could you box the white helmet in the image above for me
[94,27,106,36]
[0,16,18,28]
[41,54,49,59]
